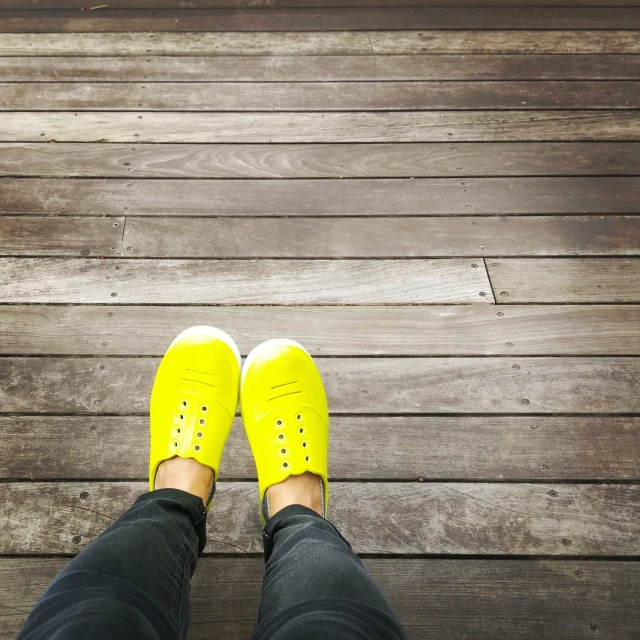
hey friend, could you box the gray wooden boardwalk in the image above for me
[0,1,639,638]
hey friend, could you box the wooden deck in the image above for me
[1,1,639,638]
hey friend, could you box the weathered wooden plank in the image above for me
[3,81,638,111]
[489,259,640,303]
[3,8,640,31]
[2,558,639,640]
[2,32,639,57]
[1,112,636,143]
[0,216,123,256]
[123,216,640,258]
[2,415,638,481]
[5,0,640,7]
[0,258,492,304]
[6,216,631,259]
[1,481,638,555]
[0,357,637,414]
[3,178,638,215]
[2,304,640,356]
[15,215,640,258]
[3,55,638,82]
[2,143,639,178]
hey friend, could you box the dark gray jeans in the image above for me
[17,489,405,640]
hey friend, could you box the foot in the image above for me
[155,457,213,505]
[149,326,241,510]
[266,471,323,517]
[241,339,330,524]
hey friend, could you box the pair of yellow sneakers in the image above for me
[149,327,329,523]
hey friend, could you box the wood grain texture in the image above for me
[18,215,640,258]
[0,216,124,256]
[3,55,639,82]
[3,178,638,215]
[3,81,637,111]
[0,4,638,635]
[2,143,639,178]
[489,259,640,303]
[122,216,640,257]
[0,357,637,414]
[4,8,640,31]
[2,304,640,356]
[1,481,639,555]
[2,558,639,640]
[2,415,638,481]
[2,112,637,143]
[2,32,639,57]
[0,257,492,304]
[4,0,640,6]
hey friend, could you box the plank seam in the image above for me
[118,216,126,257]
[3,554,640,562]
[5,254,640,259]
[3,301,640,307]
[2,478,639,485]
[484,256,499,301]
[3,411,640,416]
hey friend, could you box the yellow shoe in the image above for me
[241,339,329,524]
[149,326,241,509]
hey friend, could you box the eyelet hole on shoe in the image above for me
[280,448,287,455]
[201,405,208,413]
[282,461,289,469]
[178,414,184,421]
[176,427,181,434]
[172,441,178,448]
[181,400,188,408]
[299,427,305,434]
[196,431,204,439]
[296,413,302,421]
[302,441,307,448]
[194,444,201,452]
[305,455,309,462]
[198,418,206,426]
[277,433,285,441]
[275,418,284,427]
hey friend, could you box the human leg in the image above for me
[18,326,241,640]
[254,505,405,640]
[17,487,207,640]
[241,340,405,640]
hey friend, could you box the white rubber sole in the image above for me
[168,325,242,369]
[241,338,310,387]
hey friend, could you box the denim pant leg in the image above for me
[253,505,405,640]
[18,489,207,640]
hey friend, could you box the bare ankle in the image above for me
[155,457,213,505]
[266,472,323,517]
